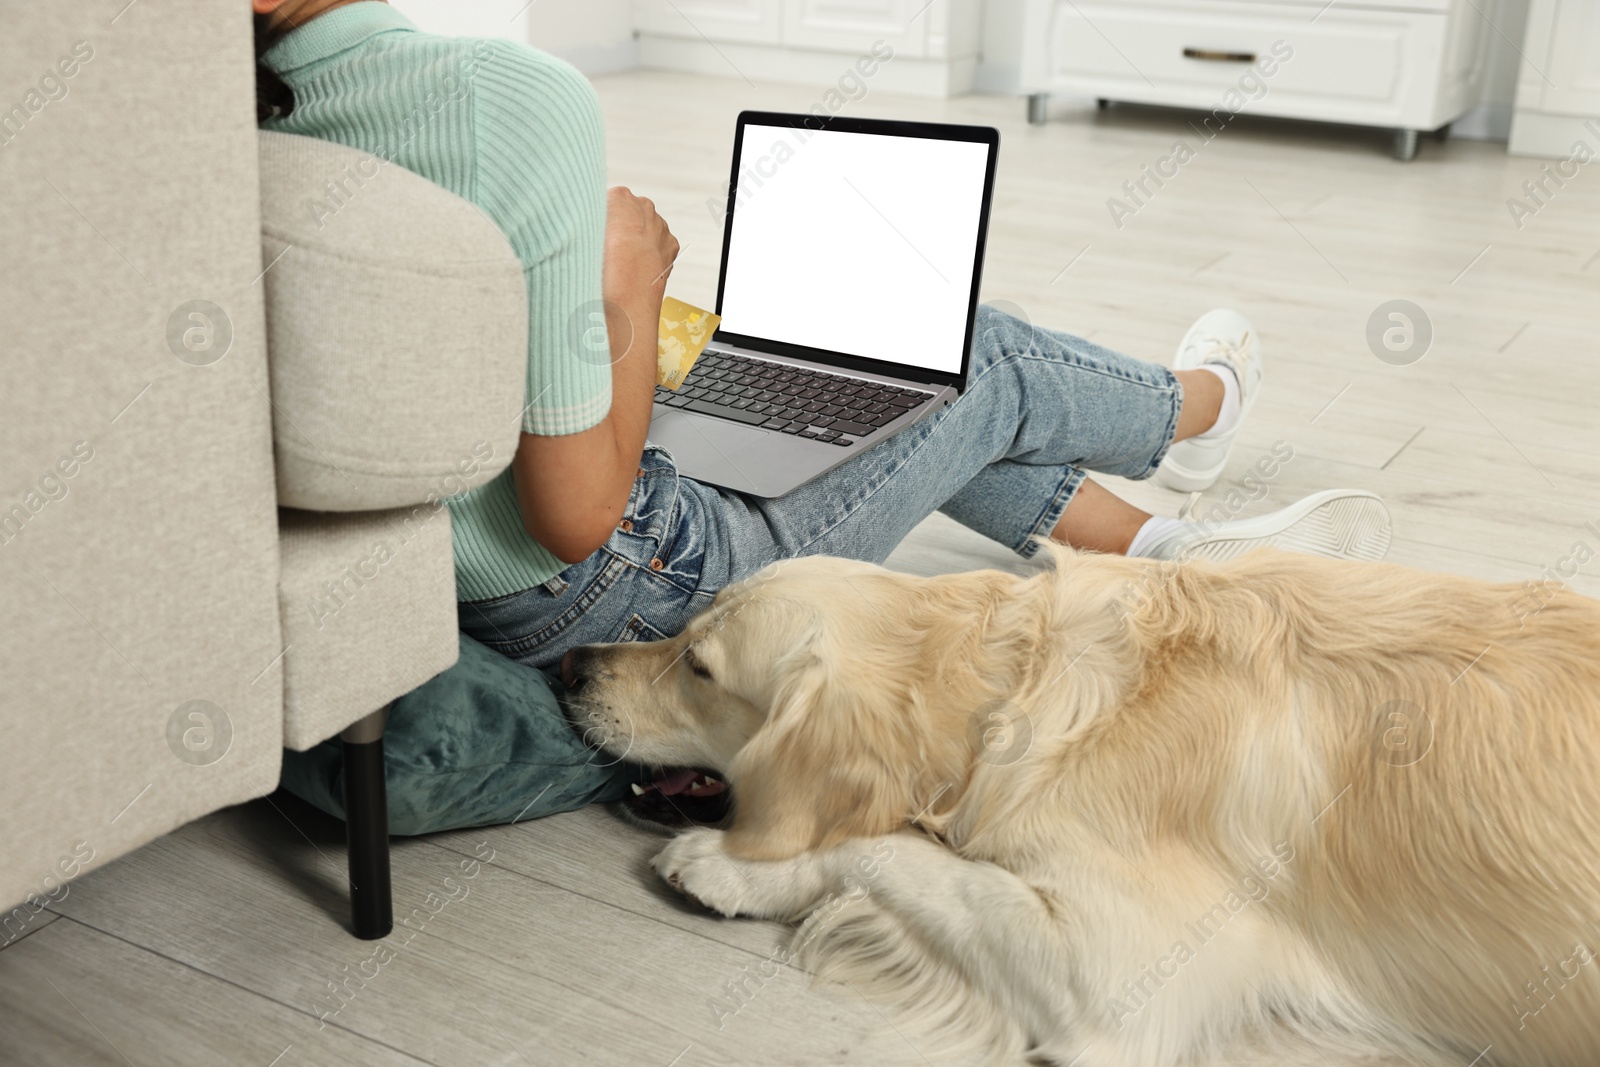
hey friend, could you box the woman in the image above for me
[257,0,1388,830]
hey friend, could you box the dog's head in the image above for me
[561,555,1042,859]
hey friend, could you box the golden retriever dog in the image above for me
[561,544,1600,1066]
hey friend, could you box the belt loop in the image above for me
[541,574,570,596]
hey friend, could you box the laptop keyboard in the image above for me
[653,350,934,447]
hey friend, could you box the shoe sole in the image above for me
[1156,449,1229,493]
[1180,491,1393,563]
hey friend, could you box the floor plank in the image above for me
[426,801,805,958]
[0,917,430,1067]
[0,908,58,954]
[43,800,973,1066]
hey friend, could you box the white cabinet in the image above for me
[1509,0,1600,156]
[635,0,783,44]
[1020,0,1500,159]
[636,0,983,96]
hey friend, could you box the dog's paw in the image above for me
[651,828,756,918]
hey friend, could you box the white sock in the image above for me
[1127,516,1187,558]
[1196,363,1242,439]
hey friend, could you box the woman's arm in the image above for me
[459,44,678,567]
[513,187,678,564]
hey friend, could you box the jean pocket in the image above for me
[461,555,630,666]
[609,612,671,645]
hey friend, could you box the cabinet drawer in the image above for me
[1050,4,1413,101]
[1025,0,1454,124]
[1223,0,1450,9]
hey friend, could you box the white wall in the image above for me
[1456,0,1530,140]
[388,0,637,74]
[387,0,531,43]
[527,0,638,74]
[977,0,1025,94]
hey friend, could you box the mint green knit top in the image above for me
[262,3,611,600]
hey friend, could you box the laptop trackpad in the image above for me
[648,409,815,498]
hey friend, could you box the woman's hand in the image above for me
[604,186,679,311]
[600,185,678,436]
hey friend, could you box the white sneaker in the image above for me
[1156,309,1264,493]
[1138,489,1393,563]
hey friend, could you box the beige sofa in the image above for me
[2,3,525,940]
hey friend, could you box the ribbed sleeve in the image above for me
[262,6,611,599]
[446,469,566,602]
[470,46,613,437]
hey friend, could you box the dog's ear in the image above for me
[722,655,917,861]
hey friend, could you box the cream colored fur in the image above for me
[563,545,1600,1066]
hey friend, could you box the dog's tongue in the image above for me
[650,769,725,797]
[653,769,701,796]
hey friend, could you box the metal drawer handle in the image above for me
[1183,47,1257,63]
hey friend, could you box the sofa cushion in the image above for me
[258,131,524,512]
[277,504,459,749]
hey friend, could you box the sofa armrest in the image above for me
[258,131,526,513]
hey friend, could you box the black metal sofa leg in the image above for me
[342,706,392,940]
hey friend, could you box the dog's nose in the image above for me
[560,648,592,691]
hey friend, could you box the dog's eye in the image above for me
[685,649,713,681]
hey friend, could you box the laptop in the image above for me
[647,110,1000,498]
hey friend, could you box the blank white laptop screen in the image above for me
[717,124,991,376]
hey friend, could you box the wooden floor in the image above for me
[5,69,1599,1066]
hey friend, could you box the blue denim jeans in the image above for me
[460,305,1183,671]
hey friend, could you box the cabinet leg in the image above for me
[342,706,391,940]
[1433,122,1452,143]
[1026,93,1048,126]
[1393,128,1419,162]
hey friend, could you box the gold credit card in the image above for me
[657,296,721,391]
